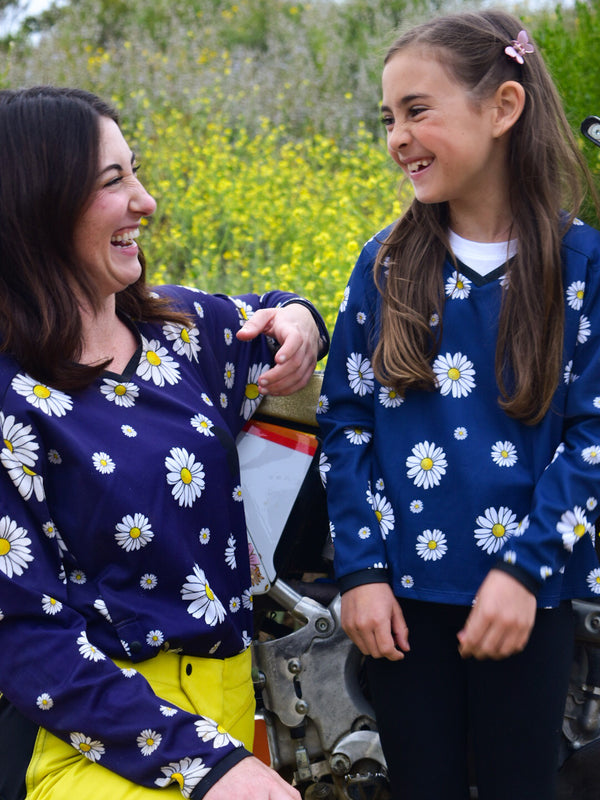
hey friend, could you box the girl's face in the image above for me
[381,47,509,223]
[72,116,156,302]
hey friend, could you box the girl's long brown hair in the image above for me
[0,86,188,392]
[373,10,596,424]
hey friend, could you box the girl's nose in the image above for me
[388,122,410,152]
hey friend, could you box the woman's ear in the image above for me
[492,80,526,137]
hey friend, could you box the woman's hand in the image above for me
[236,304,322,395]
[340,583,409,661]
[204,756,301,800]
[457,569,536,660]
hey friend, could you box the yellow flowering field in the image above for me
[125,104,409,335]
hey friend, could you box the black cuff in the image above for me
[491,562,542,597]
[338,568,389,595]
[280,297,330,360]
[190,748,253,800]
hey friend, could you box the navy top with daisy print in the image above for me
[0,284,326,798]
[318,219,600,607]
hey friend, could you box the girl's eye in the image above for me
[408,106,427,117]
[380,115,394,128]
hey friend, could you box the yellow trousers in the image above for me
[26,649,255,799]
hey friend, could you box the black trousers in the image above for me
[366,598,575,800]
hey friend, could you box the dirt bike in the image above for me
[241,371,600,799]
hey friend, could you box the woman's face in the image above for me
[72,116,156,301]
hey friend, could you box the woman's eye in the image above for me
[104,175,122,188]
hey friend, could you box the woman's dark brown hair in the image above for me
[373,9,597,424]
[0,86,187,391]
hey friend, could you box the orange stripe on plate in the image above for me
[243,420,318,456]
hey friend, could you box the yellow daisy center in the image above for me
[574,524,586,539]
[428,540,437,550]
[50,598,56,605]
[130,527,141,539]
[596,576,600,585]
[180,468,192,484]
[420,457,433,471]
[389,390,397,399]
[206,583,215,601]
[181,329,190,343]
[115,384,127,396]
[33,385,51,399]
[146,351,161,367]
[492,524,505,538]
[3,438,13,452]
[22,465,36,476]
[375,510,382,522]
[245,383,259,400]
[172,773,185,789]
[447,368,460,381]
[79,742,91,753]
[0,538,10,556]
[456,280,464,289]
[577,289,584,300]
[146,737,154,746]
[217,724,227,734]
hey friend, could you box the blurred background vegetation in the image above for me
[2,0,600,333]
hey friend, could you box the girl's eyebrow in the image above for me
[97,151,136,177]
[381,93,432,112]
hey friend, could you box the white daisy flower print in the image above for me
[406,441,447,489]
[47,449,62,464]
[433,352,476,398]
[230,596,240,613]
[193,300,205,317]
[401,575,414,588]
[100,379,139,408]
[319,451,330,487]
[201,392,213,406]
[121,424,137,437]
[160,705,178,717]
[410,500,424,514]
[316,395,329,415]
[147,630,164,647]
[594,397,600,409]
[379,386,404,408]
[199,528,211,544]
[515,515,530,537]
[121,667,137,678]
[70,732,105,763]
[416,529,447,561]
[454,427,468,440]
[92,452,115,475]
[474,506,518,554]
[578,315,591,345]
[566,280,585,310]
[564,361,576,384]
[491,441,518,467]
[195,718,241,748]
[557,506,593,551]
[224,328,233,346]
[356,311,366,325]
[551,443,565,464]
[358,526,371,539]
[232,485,243,502]
[165,447,205,507]
[115,513,154,552]
[346,353,374,396]
[224,362,235,389]
[503,550,517,565]
[340,286,350,312]
[232,298,255,324]
[371,493,395,539]
[429,312,440,327]
[70,569,86,584]
[242,589,253,610]
[155,756,209,797]
[445,271,471,299]
[1,450,44,501]
[241,363,269,419]
[77,631,106,662]
[11,374,72,417]
[42,595,62,615]
[344,426,372,445]
[0,516,33,577]
[540,565,553,580]
[163,323,201,362]
[582,445,600,465]
[1,414,38,466]
[225,534,236,569]
[587,568,600,594]
[136,337,181,386]
[36,693,53,711]
[181,564,226,626]
[587,497,598,512]
[220,393,228,408]
[94,599,112,622]
[137,729,162,756]
[140,573,157,590]
[190,413,214,437]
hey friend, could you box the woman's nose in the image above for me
[131,182,157,217]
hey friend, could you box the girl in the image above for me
[318,10,600,800]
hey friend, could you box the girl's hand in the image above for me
[236,304,321,396]
[457,569,536,660]
[204,756,301,800]
[341,582,409,661]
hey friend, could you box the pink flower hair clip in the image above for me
[504,30,534,65]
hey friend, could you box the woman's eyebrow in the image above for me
[97,152,136,177]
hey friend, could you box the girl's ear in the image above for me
[492,80,526,138]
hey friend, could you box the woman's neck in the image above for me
[79,299,138,373]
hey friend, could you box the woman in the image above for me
[0,86,327,800]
